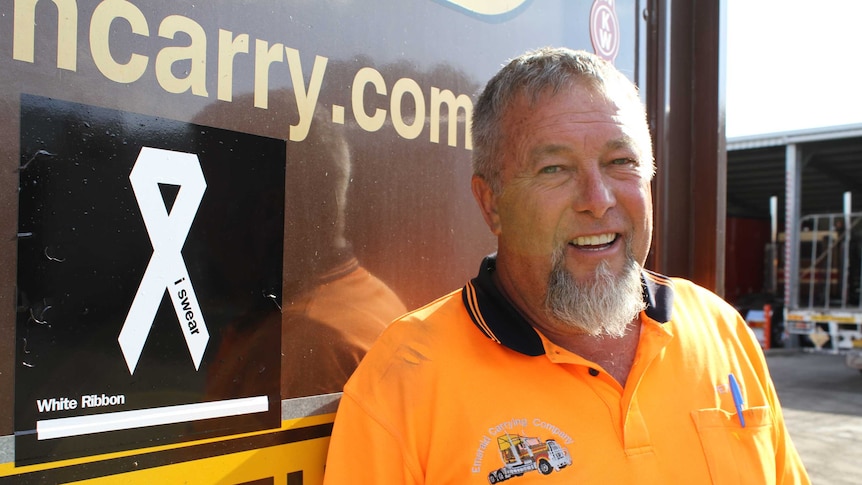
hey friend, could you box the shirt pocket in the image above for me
[691,406,776,485]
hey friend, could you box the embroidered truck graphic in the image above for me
[487,433,572,483]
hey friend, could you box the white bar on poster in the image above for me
[36,396,269,440]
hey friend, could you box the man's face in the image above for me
[472,83,653,332]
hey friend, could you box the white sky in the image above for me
[726,0,862,138]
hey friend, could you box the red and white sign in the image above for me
[590,0,620,62]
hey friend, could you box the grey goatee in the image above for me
[544,244,646,338]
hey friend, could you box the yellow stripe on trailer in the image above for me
[0,415,333,484]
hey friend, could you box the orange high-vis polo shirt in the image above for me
[323,256,810,484]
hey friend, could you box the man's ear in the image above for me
[471,174,502,235]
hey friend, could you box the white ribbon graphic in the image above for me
[119,147,209,374]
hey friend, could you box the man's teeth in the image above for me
[572,233,615,246]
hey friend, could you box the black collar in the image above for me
[461,255,674,356]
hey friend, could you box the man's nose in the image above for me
[572,170,615,218]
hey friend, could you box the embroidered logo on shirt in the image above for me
[472,418,573,483]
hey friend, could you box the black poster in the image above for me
[15,95,285,465]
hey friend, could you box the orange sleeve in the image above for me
[323,392,421,485]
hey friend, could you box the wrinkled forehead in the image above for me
[508,81,651,149]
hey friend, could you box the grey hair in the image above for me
[471,47,654,193]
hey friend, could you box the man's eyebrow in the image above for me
[605,136,639,152]
[529,144,572,160]
[529,137,640,160]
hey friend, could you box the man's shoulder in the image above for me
[663,274,730,305]
[348,288,472,369]
[401,287,467,321]
[643,271,742,326]
[656,274,747,337]
[340,287,484,409]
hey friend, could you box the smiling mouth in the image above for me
[570,233,618,250]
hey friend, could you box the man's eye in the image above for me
[611,158,636,166]
[539,165,561,174]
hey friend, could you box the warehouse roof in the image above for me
[727,123,862,221]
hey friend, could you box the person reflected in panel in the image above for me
[279,105,407,398]
[196,94,406,401]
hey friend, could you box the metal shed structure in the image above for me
[727,124,862,350]
[728,123,862,223]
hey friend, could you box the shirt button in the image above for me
[588,368,600,377]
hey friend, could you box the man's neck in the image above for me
[487,262,643,385]
[551,321,641,387]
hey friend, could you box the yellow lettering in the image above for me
[332,105,345,124]
[90,0,149,83]
[7,1,475,152]
[254,39,284,109]
[390,77,425,140]
[13,0,77,71]
[285,47,328,142]
[352,67,387,132]
[155,15,208,96]
[217,29,249,102]
[430,87,473,149]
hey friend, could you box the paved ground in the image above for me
[765,350,862,484]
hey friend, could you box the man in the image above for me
[323,47,809,484]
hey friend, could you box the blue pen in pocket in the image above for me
[728,373,746,428]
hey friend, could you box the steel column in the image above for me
[644,0,727,293]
